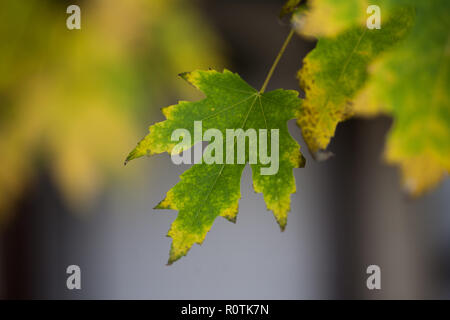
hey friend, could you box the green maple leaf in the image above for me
[126,69,304,264]
[297,4,414,156]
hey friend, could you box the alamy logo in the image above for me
[367,5,381,29]
[171,121,280,175]
[66,5,81,30]
[66,265,81,290]
[366,265,381,290]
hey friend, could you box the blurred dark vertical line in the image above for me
[328,118,392,298]
[325,119,364,298]
[329,117,436,299]
[1,190,34,299]
[355,117,431,299]
[0,170,68,299]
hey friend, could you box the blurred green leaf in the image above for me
[354,0,450,195]
[297,5,414,156]
[297,0,450,194]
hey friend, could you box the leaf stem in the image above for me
[259,28,295,93]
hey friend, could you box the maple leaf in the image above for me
[126,69,304,264]
[295,0,449,195]
[296,4,414,156]
[354,0,450,195]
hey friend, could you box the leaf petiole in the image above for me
[259,28,295,93]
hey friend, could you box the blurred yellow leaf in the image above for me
[0,0,223,221]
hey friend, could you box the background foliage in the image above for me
[0,0,223,222]
[295,0,449,195]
